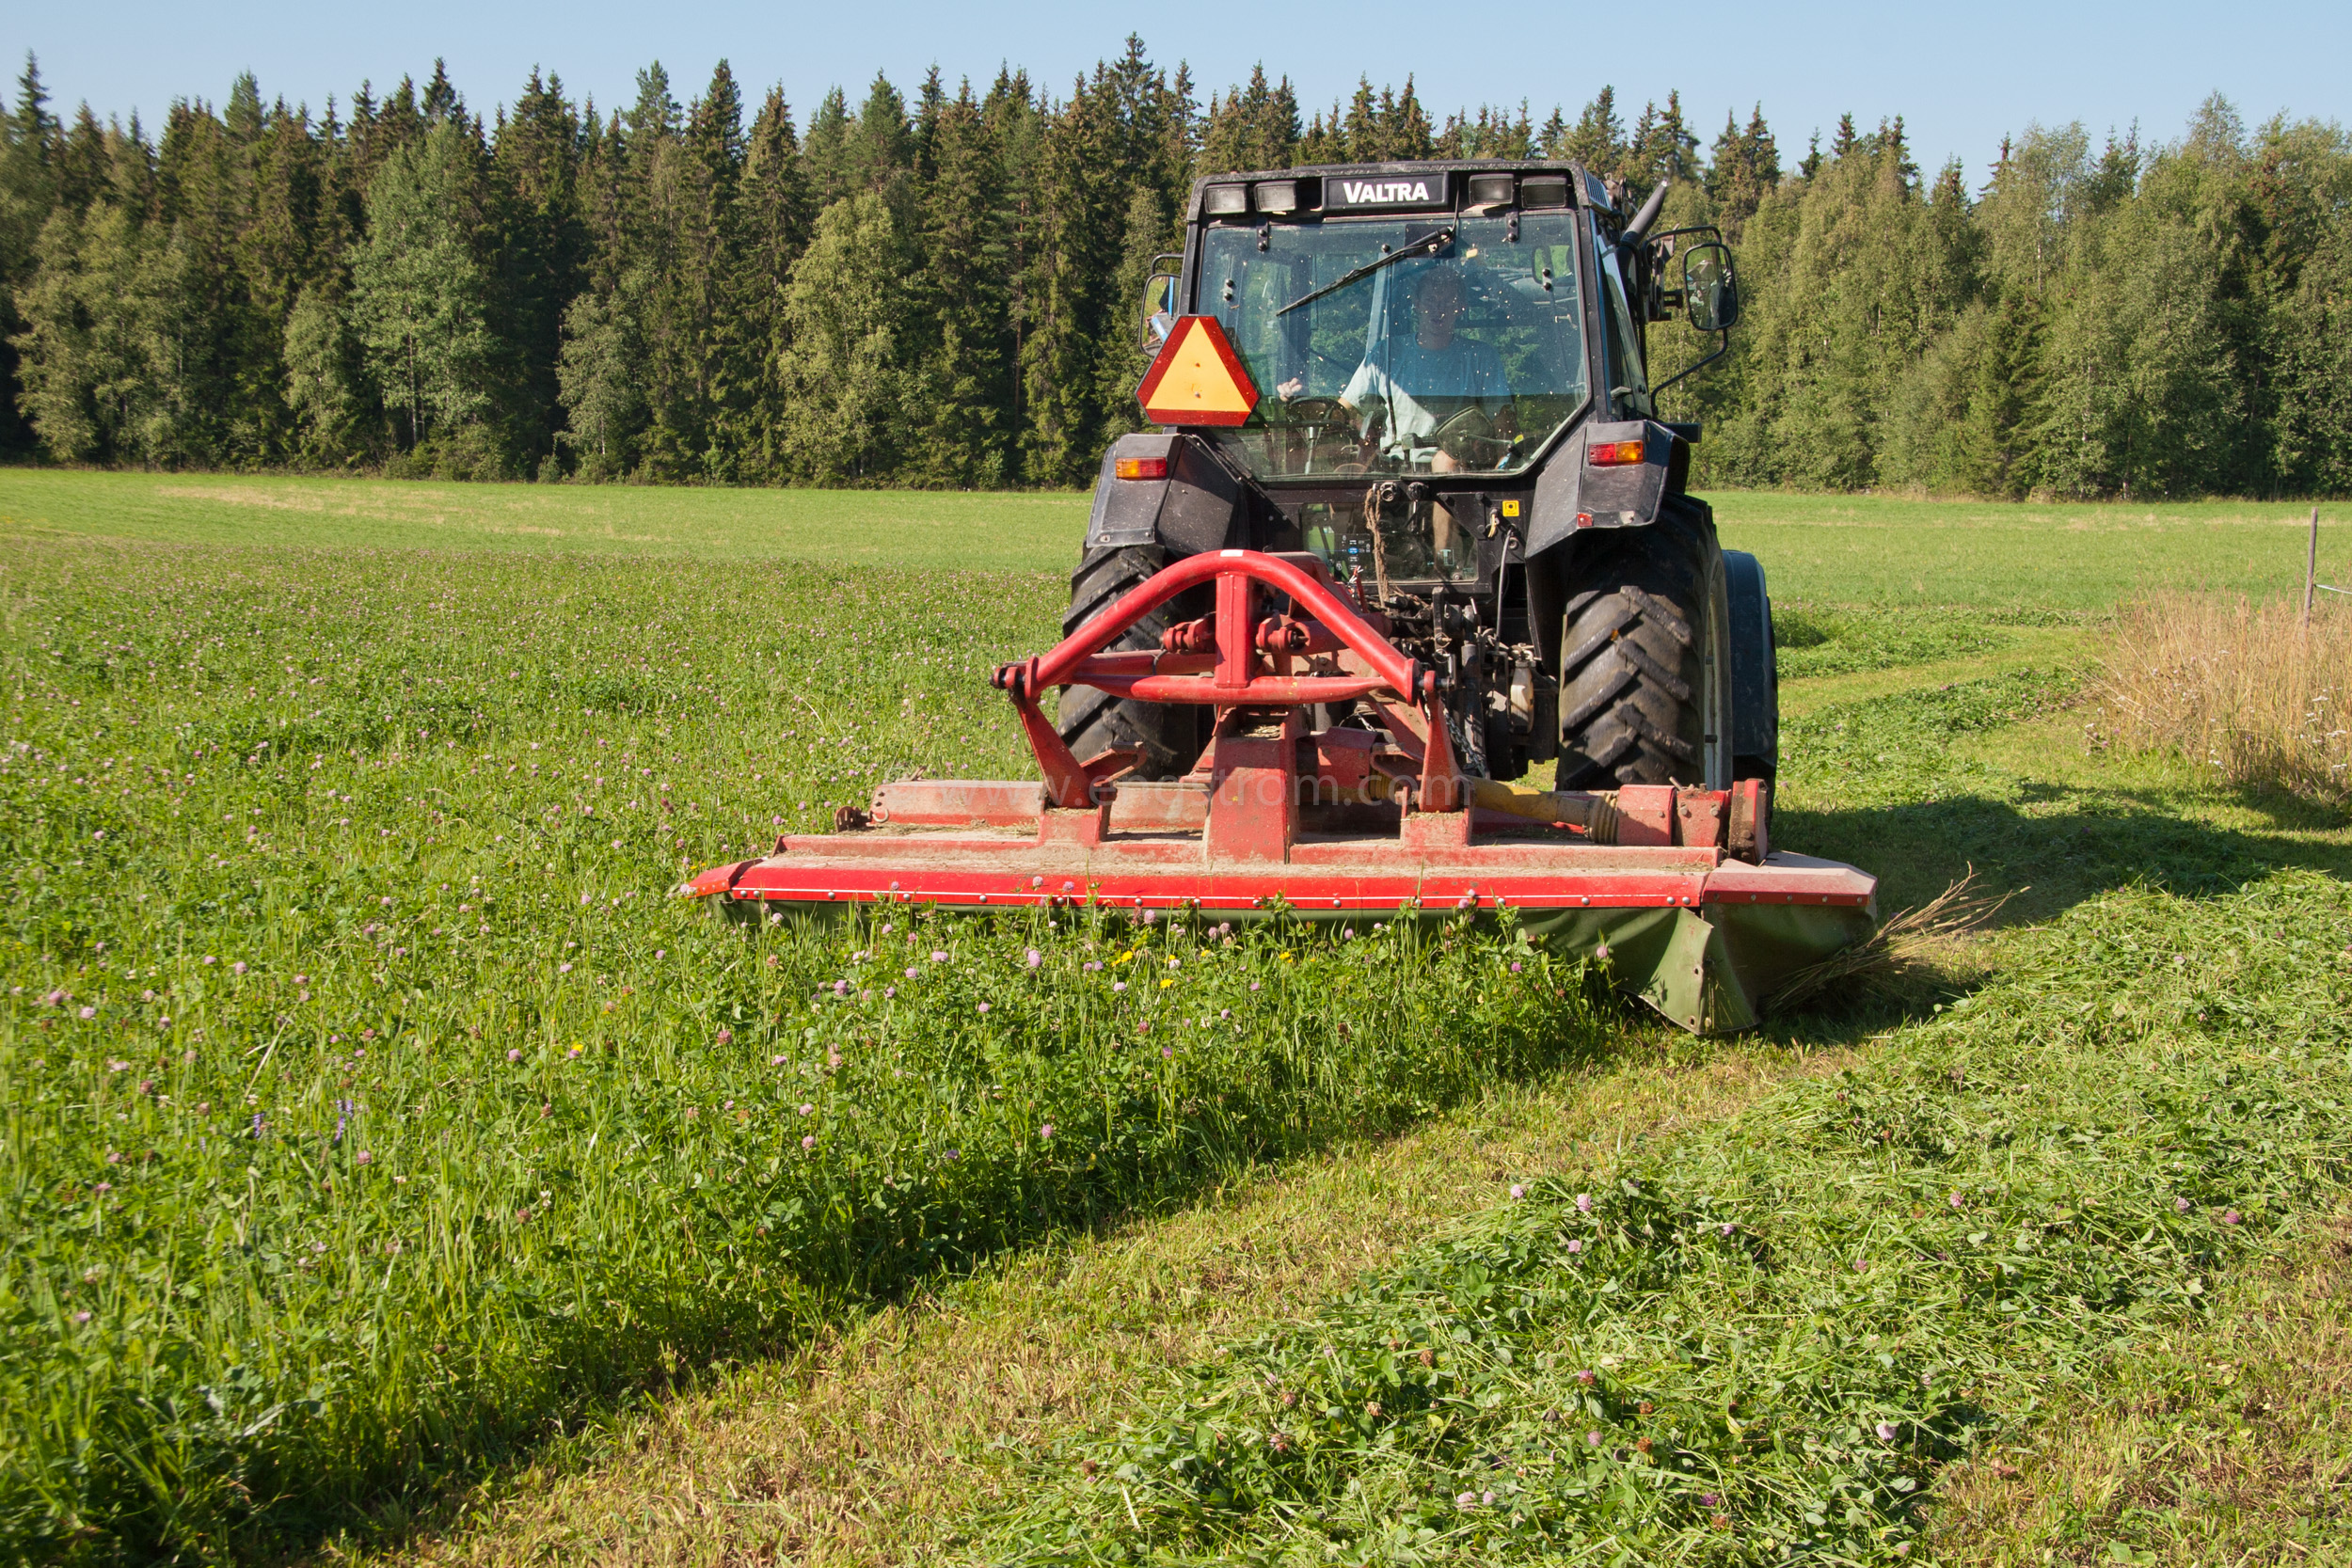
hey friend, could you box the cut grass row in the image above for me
[373,1028,1852,1567]
[981,870,2352,1564]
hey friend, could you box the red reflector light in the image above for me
[1587,439,1645,467]
[1115,456,1170,481]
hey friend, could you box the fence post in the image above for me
[2307,505,2320,629]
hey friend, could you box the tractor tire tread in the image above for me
[1553,504,1724,791]
[1056,545,1211,780]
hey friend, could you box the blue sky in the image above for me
[10,0,2347,185]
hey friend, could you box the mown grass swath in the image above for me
[991,873,2352,1564]
[0,539,1610,1560]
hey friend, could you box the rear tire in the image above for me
[1554,500,1733,790]
[1055,544,1212,781]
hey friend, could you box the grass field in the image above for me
[0,468,2340,604]
[0,467,2345,1566]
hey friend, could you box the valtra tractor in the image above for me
[686,161,1877,1032]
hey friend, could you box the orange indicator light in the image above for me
[1587,439,1645,467]
[1114,456,1170,481]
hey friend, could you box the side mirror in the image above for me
[1142,267,1180,349]
[1683,243,1739,333]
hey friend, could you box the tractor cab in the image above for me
[1144,163,1737,589]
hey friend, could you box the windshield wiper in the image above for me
[1275,229,1454,317]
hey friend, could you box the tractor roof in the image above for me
[1186,161,1616,223]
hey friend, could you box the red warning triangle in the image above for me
[1136,315,1259,428]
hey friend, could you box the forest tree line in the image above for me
[0,40,2346,497]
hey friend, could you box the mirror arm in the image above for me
[1649,331,1728,400]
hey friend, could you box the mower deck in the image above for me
[683,549,1877,1033]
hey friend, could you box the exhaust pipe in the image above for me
[1619,178,1670,254]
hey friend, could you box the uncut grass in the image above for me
[2090,593,2352,804]
[984,871,2352,1565]
[0,537,1609,1561]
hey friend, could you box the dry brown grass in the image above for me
[331,1037,1858,1568]
[1764,870,2008,1015]
[2090,594,2352,802]
[1930,1217,2352,1565]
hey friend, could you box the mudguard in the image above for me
[1523,419,1693,557]
[1084,433,1286,555]
[1724,548,1778,782]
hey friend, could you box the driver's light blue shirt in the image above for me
[1341,335,1513,447]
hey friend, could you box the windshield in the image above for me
[1197,212,1587,482]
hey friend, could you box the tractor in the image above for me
[1067,162,1771,801]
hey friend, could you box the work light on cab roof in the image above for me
[683,158,1874,1033]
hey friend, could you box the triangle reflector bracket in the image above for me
[1136,315,1259,429]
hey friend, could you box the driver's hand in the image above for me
[1278,377,1305,400]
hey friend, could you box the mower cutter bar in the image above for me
[684,846,1872,914]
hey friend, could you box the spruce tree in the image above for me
[914,79,1013,485]
[1563,87,1624,174]
[347,116,499,460]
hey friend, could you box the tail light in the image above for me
[1115,456,1170,481]
[1587,439,1645,467]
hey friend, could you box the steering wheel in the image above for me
[1282,397,1347,428]
[1432,405,1511,467]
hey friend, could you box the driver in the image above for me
[1284,267,1516,473]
